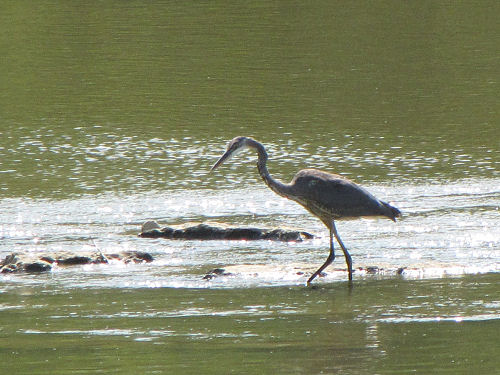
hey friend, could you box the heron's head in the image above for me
[211,136,252,171]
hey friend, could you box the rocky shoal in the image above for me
[138,221,314,242]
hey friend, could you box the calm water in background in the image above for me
[1,1,499,374]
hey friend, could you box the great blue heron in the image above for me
[211,136,401,285]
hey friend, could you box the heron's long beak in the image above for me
[210,149,232,171]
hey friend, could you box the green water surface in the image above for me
[1,275,498,374]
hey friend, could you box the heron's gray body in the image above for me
[288,169,399,223]
[211,136,401,284]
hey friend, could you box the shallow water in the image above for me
[1,179,499,289]
[1,276,499,374]
[1,180,498,374]
[1,1,499,373]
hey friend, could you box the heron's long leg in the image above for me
[307,224,335,285]
[331,221,353,281]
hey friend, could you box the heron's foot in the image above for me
[306,271,327,286]
[306,276,317,286]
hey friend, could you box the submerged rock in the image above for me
[105,251,154,264]
[0,253,53,274]
[57,256,95,266]
[139,222,314,242]
[0,250,154,274]
[201,264,414,282]
[141,220,161,233]
[202,268,234,280]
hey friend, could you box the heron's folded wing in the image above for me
[289,169,387,218]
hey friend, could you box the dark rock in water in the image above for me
[107,251,154,264]
[365,266,380,274]
[139,222,313,242]
[24,261,52,273]
[132,251,154,263]
[57,256,93,266]
[358,266,382,274]
[0,253,41,273]
[0,250,154,274]
[203,268,234,280]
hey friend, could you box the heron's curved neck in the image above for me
[247,139,291,198]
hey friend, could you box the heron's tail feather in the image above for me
[381,201,401,222]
